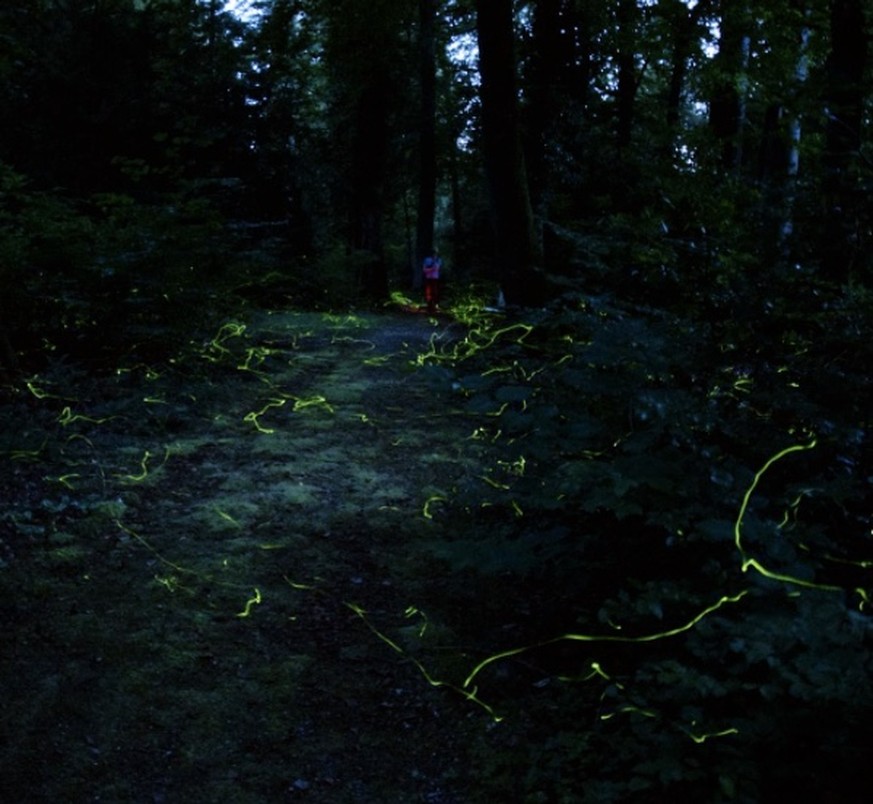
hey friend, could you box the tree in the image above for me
[615,0,640,151]
[320,0,414,299]
[475,0,541,304]
[754,1,817,258]
[415,0,439,287]
[709,1,751,172]
[245,0,321,248]
[663,0,713,138]
[821,0,869,284]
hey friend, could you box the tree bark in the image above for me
[709,3,750,172]
[822,0,868,284]
[615,0,638,150]
[475,0,542,305]
[527,0,562,210]
[350,78,390,299]
[665,0,711,132]
[415,0,438,289]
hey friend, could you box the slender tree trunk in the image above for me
[778,18,811,251]
[709,3,750,172]
[527,0,561,211]
[0,320,16,382]
[615,0,638,150]
[822,0,868,284]
[475,0,542,304]
[414,0,437,289]
[351,78,390,299]
[665,0,711,133]
[449,125,465,277]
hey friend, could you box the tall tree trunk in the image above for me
[326,0,402,301]
[351,77,390,299]
[615,0,638,150]
[777,16,811,252]
[527,0,561,211]
[822,0,868,284]
[665,0,711,133]
[709,3,750,172]
[475,0,542,304]
[448,120,465,277]
[414,0,437,289]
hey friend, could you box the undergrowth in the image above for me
[408,284,873,801]
[1,268,871,802]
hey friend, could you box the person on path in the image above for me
[422,251,442,313]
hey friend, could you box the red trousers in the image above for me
[424,278,439,309]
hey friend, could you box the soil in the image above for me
[1,309,505,803]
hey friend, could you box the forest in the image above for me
[1,0,871,801]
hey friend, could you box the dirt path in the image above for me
[2,310,495,803]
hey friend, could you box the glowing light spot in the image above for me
[389,290,416,308]
[405,606,429,637]
[9,440,48,461]
[209,321,247,356]
[155,574,178,592]
[480,474,510,490]
[482,365,513,377]
[331,335,375,349]
[239,345,275,372]
[687,727,740,744]
[25,378,61,399]
[237,588,262,617]
[498,456,526,476]
[120,449,155,482]
[291,395,334,414]
[58,407,111,426]
[284,577,317,590]
[588,662,610,680]
[243,398,287,433]
[215,508,242,527]
[422,494,447,519]
[56,473,81,489]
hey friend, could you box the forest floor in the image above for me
[4,286,872,803]
[1,307,512,803]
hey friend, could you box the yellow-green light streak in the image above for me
[118,448,169,482]
[243,398,286,433]
[237,588,262,617]
[291,395,334,414]
[732,437,844,591]
[58,406,112,427]
[462,591,749,690]
[208,321,247,356]
[215,508,242,528]
[344,601,502,720]
[422,494,447,520]
[686,726,740,744]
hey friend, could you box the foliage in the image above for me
[401,277,872,800]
